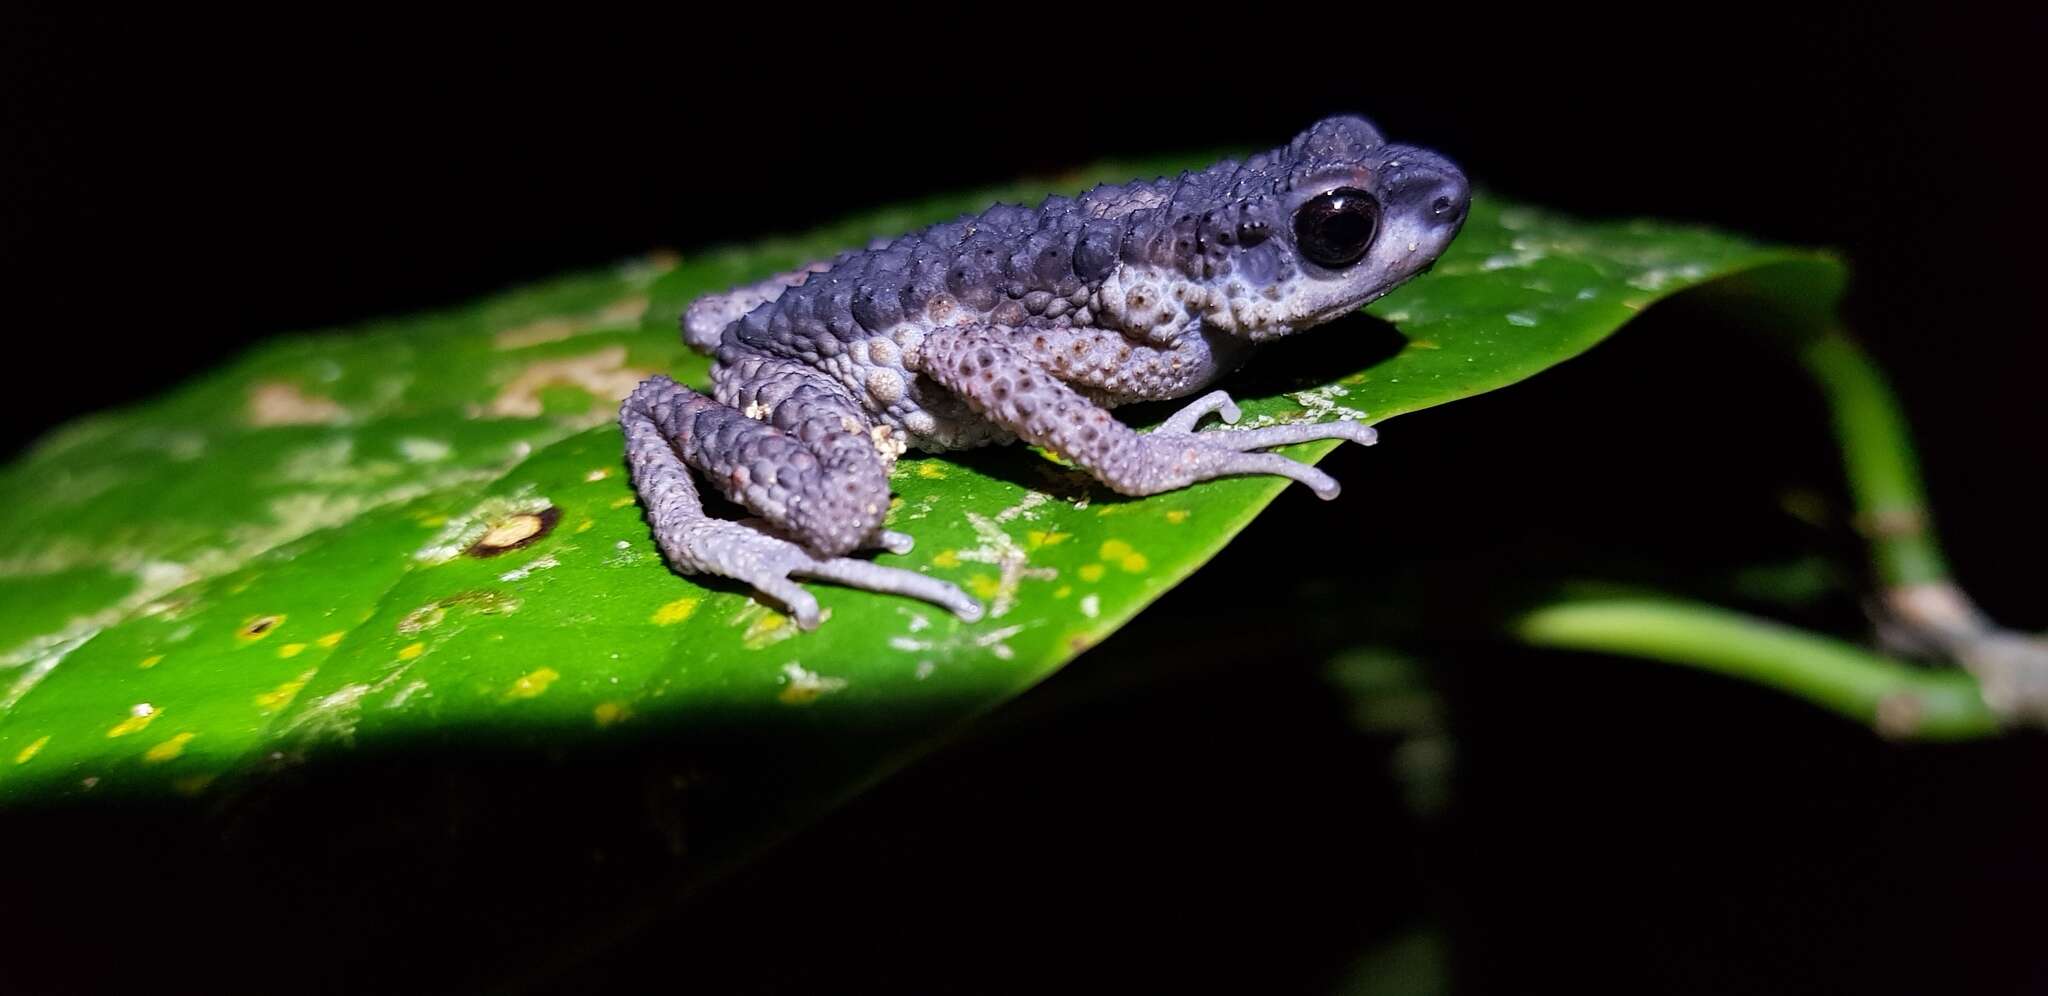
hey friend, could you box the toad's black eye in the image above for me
[1293,187,1380,269]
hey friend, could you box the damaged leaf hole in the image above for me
[465,506,562,558]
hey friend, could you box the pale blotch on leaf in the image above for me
[1164,510,1190,525]
[593,702,632,727]
[246,381,347,427]
[277,643,307,659]
[505,667,561,700]
[396,642,426,661]
[487,346,650,419]
[778,663,847,706]
[143,732,195,764]
[398,604,446,635]
[396,437,452,463]
[1077,564,1106,582]
[138,654,163,670]
[316,631,345,649]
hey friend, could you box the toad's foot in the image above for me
[1160,390,1378,454]
[667,516,981,629]
[1131,420,1375,500]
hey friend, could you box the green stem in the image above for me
[1796,329,1947,587]
[1514,597,1998,740]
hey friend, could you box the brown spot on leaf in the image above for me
[465,507,561,557]
[246,382,347,426]
[237,614,285,641]
[487,346,651,417]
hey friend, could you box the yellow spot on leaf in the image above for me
[505,667,561,700]
[1406,338,1440,350]
[254,672,313,714]
[1078,564,1105,582]
[277,643,307,659]
[575,518,594,533]
[138,654,163,670]
[1164,509,1190,524]
[610,494,637,509]
[1053,585,1071,598]
[396,642,425,661]
[594,701,631,727]
[236,614,285,641]
[584,467,612,482]
[15,736,49,764]
[418,513,449,528]
[931,550,960,568]
[107,708,160,738]
[1026,530,1069,549]
[915,461,948,480]
[967,574,1002,599]
[1099,539,1148,572]
[651,597,700,626]
[316,631,345,649]
[144,732,195,764]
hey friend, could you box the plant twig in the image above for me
[1514,597,1999,740]
[1797,329,2048,724]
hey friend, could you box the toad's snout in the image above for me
[1381,147,1471,238]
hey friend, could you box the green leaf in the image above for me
[0,157,1838,820]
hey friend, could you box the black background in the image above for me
[4,8,2045,995]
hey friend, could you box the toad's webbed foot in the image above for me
[919,332,1379,500]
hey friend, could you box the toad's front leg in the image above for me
[917,327,1378,499]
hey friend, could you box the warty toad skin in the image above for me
[621,115,1470,627]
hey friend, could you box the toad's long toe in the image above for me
[1196,418,1378,452]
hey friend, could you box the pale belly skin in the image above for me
[620,115,1470,627]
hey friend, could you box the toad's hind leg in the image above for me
[918,329,1377,500]
[620,374,982,628]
